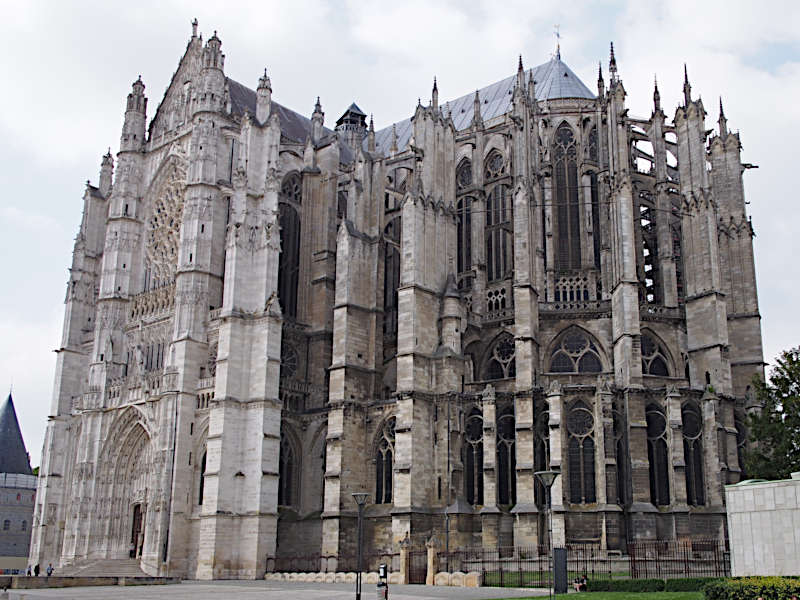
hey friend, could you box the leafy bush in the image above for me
[587,578,665,592]
[703,576,800,600]
[665,577,722,591]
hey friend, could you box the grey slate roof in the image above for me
[0,393,32,475]
[371,56,595,156]
[227,78,333,143]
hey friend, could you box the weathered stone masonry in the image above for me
[30,27,763,579]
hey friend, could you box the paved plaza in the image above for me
[2,581,547,599]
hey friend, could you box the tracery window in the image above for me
[554,123,581,272]
[375,417,395,504]
[484,150,507,180]
[549,327,603,373]
[567,401,596,504]
[456,159,473,192]
[464,408,484,505]
[641,332,670,376]
[280,343,298,379]
[682,402,705,506]
[612,399,629,505]
[278,429,296,507]
[646,404,670,506]
[485,333,516,380]
[383,217,401,339]
[588,126,599,163]
[486,182,513,282]
[456,196,473,290]
[496,407,516,505]
[590,172,601,270]
[278,174,302,319]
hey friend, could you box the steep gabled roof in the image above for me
[372,56,595,155]
[227,78,334,143]
[0,393,32,475]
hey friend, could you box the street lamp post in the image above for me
[351,492,369,600]
[535,470,559,600]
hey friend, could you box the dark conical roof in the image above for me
[0,393,32,475]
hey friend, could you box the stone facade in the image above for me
[30,25,764,580]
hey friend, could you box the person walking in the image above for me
[46,563,54,577]
[33,564,39,576]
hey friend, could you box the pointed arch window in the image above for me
[375,417,395,504]
[485,334,516,380]
[567,401,596,504]
[464,408,484,505]
[486,183,513,282]
[549,328,603,373]
[484,150,507,181]
[682,402,705,506]
[612,399,629,506]
[641,332,670,376]
[456,196,473,289]
[456,159,472,192]
[588,126,599,163]
[198,451,207,506]
[589,172,601,270]
[383,217,401,339]
[646,404,670,506]
[534,401,550,506]
[554,123,581,272]
[278,174,302,320]
[278,429,296,507]
[496,407,516,505]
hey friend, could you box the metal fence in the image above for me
[440,540,729,588]
[271,550,399,574]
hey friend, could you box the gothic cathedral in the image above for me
[30,25,764,579]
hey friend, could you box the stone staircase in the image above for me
[57,558,149,577]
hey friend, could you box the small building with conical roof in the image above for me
[0,393,36,574]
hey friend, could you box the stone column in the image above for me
[480,385,500,547]
[425,536,439,585]
[547,381,566,547]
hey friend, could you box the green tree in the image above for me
[744,347,800,480]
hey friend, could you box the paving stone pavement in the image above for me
[2,580,549,599]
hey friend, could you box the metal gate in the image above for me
[408,548,427,584]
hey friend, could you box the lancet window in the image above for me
[567,400,596,504]
[641,332,670,376]
[464,408,484,505]
[588,126,599,163]
[485,183,512,282]
[383,217,402,339]
[612,399,629,506]
[456,196,473,290]
[375,417,395,505]
[549,327,603,374]
[682,402,705,506]
[646,404,670,506]
[590,172,601,270]
[534,401,550,506]
[553,123,581,272]
[278,429,296,507]
[278,174,302,320]
[485,333,516,380]
[496,407,516,505]
[198,451,206,505]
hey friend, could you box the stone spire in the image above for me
[718,97,728,137]
[609,42,618,80]
[653,76,661,112]
[0,393,32,475]
[390,123,398,154]
[472,90,483,128]
[256,68,272,124]
[368,114,376,152]
[683,64,692,105]
[311,96,324,143]
[121,76,147,152]
[431,77,438,111]
[517,54,525,89]
[99,148,114,197]
[597,62,605,96]
[191,17,198,39]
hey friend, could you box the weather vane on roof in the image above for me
[553,24,562,60]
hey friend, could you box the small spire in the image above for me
[368,114,376,152]
[597,61,604,96]
[472,90,483,128]
[315,96,322,112]
[258,68,271,91]
[554,24,561,60]
[518,54,524,72]
[516,55,525,89]
[718,97,728,137]
[433,76,438,92]
[609,42,617,78]
[390,123,398,153]
[191,18,198,38]
[653,75,661,111]
[683,63,692,105]
[369,114,374,132]
[432,77,438,111]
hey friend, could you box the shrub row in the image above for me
[703,576,800,600]
[586,577,721,593]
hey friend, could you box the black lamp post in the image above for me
[535,470,559,600]
[351,492,369,600]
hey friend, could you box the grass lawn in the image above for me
[490,593,703,600]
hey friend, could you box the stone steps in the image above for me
[57,558,148,577]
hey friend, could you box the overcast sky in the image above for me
[2,0,798,466]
